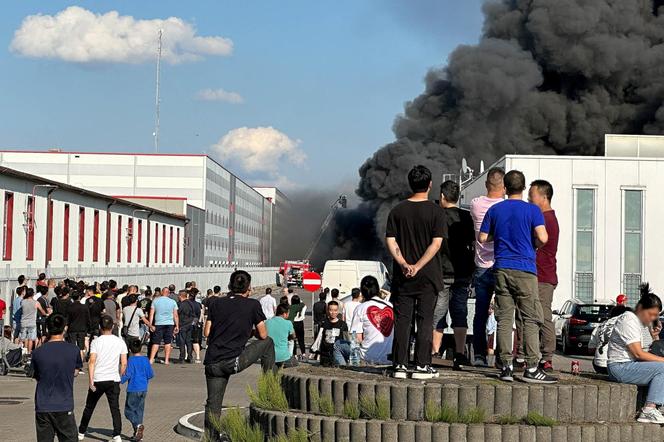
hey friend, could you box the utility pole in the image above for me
[153,29,163,153]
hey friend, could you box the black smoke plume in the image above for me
[327,0,664,260]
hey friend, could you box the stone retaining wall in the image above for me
[281,371,639,424]
[250,406,664,442]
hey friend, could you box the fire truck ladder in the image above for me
[304,194,347,261]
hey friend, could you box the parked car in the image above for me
[554,299,614,355]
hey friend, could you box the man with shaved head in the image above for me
[470,167,505,367]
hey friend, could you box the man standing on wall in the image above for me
[479,170,557,384]
[469,167,505,367]
[386,165,446,379]
[529,180,559,373]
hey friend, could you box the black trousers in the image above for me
[204,338,275,441]
[391,286,436,367]
[178,325,194,361]
[293,321,305,355]
[78,381,122,437]
[36,411,78,442]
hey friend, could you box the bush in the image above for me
[247,371,289,412]
[269,428,310,442]
[343,400,361,420]
[459,407,485,424]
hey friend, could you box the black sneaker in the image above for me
[499,366,514,382]
[392,364,409,379]
[522,367,558,384]
[412,365,439,380]
[453,353,470,371]
[538,360,554,373]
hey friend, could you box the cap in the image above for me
[616,294,628,304]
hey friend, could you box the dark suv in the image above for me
[554,299,613,355]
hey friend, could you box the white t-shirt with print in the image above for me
[350,298,394,365]
[607,312,647,364]
[90,334,128,382]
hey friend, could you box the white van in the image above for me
[321,260,390,303]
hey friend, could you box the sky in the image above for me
[0,1,484,191]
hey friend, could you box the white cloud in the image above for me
[10,6,233,64]
[196,88,244,104]
[211,126,306,176]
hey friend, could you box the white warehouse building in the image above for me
[461,134,664,311]
[0,166,186,274]
[0,150,274,267]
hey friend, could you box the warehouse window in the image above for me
[575,189,595,302]
[127,217,133,263]
[26,196,35,261]
[162,225,166,264]
[117,215,122,263]
[78,207,85,262]
[623,190,643,304]
[137,220,143,263]
[93,210,99,262]
[46,200,54,264]
[63,204,70,261]
[3,192,14,260]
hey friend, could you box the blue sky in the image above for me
[0,1,484,190]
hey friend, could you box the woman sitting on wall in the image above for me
[607,283,664,424]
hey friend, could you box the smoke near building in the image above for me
[328,0,664,259]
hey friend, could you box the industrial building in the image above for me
[0,151,276,267]
[0,166,186,273]
[460,134,664,310]
[254,187,292,266]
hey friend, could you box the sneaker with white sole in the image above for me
[522,367,558,384]
[392,364,409,379]
[109,436,122,442]
[499,366,514,382]
[78,434,85,441]
[638,407,664,424]
[411,365,439,379]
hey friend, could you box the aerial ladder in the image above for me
[304,194,347,261]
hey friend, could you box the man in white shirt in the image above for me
[260,288,277,320]
[344,288,362,324]
[334,276,394,365]
[78,315,128,442]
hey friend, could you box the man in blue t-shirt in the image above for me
[148,287,179,365]
[479,170,557,384]
[31,313,83,442]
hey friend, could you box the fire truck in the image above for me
[276,260,311,287]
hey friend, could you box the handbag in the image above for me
[121,307,138,338]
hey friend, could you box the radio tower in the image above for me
[153,29,163,153]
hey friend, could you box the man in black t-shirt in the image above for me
[432,180,476,370]
[386,165,446,380]
[203,271,275,441]
[312,292,327,341]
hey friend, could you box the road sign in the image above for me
[302,271,322,292]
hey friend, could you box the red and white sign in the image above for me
[302,271,322,292]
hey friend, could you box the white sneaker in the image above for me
[638,407,664,424]
[411,365,439,379]
[77,434,85,441]
[109,436,122,442]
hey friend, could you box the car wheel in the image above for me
[562,332,571,355]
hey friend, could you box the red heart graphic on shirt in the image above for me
[367,305,394,337]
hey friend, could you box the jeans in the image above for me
[608,361,664,405]
[433,277,471,330]
[36,411,78,442]
[392,285,436,366]
[178,325,194,361]
[79,381,122,437]
[472,267,495,358]
[334,340,351,366]
[494,269,542,366]
[204,338,275,441]
[124,391,147,428]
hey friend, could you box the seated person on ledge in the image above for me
[266,303,298,368]
[334,276,394,366]
[607,283,664,424]
[312,301,347,367]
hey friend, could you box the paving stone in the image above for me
[580,425,595,442]
[566,424,581,442]
[458,385,477,415]
[630,424,644,442]
[398,422,415,441]
[511,385,529,418]
[308,416,323,442]
[334,418,351,442]
[449,423,467,442]
[408,384,425,421]
[366,421,381,442]
[494,385,512,416]
[607,424,621,442]
[375,383,391,418]
[431,422,450,442]
[543,385,558,421]
[299,374,309,411]
[551,425,568,442]
[414,421,432,442]
[528,385,544,416]
[321,416,336,442]
[390,384,408,420]
[381,421,398,442]
[571,384,585,423]
[620,424,632,442]
[592,424,607,442]
[557,385,572,422]
[309,377,321,413]
[320,378,333,406]
[349,420,366,442]
[484,424,502,442]
[477,384,495,417]
[535,425,552,442]
[424,383,441,409]
[286,414,297,434]
[332,378,345,415]
[441,384,459,410]
[609,384,622,422]
[501,425,520,442]
[468,424,485,442]
[583,385,598,422]
[346,380,360,411]
[519,425,536,442]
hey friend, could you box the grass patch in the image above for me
[247,371,289,412]
[318,395,335,416]
[343,400,361,420]
[459,407,486,424]
[424,402,486,424]
[495,414,521,425]
[359,395,390,420]
[523,411,557,427]
[269,428,310,442]
[205,407,263,442]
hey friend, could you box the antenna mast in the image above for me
[153,29,163,153]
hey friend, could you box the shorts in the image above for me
[20,325,37,341]
[433,277,471,330]
[151,325,175,345]
[37,321,47,338]
[67,332,87,351]
[192,325,203,345]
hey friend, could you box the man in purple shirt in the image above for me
[529,180,559,372]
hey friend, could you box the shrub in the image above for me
[495,414,521,425]
[247,371,289,412]
[424,402,486,424]
[269,428,310,442]
[343,400,361,420]
[459,407,485,424]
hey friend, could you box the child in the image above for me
[313,301,348,366]
[121,339,154,441]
